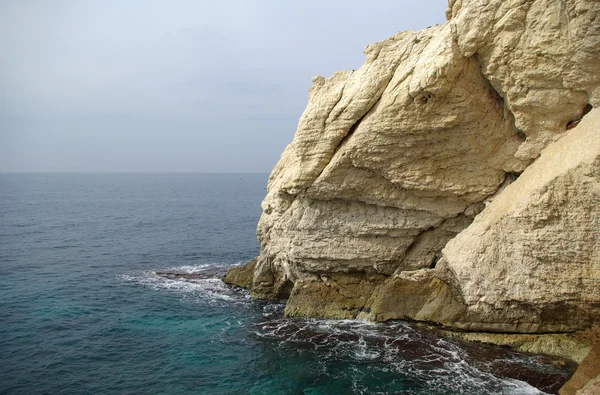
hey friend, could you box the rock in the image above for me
[284,272,386,319]
[448,0,600,160]
[363,269,466,323]
[223,258,257,289]
[237,0,600,335]
[441,331,593,365]
[560,345,600,395]
[576,375,600,395]
[156,271,217,280]
[255,25,527,320]
[359,108,600,332]
[438,108,600,332]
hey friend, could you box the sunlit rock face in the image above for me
[367,108,600,333]
[225,0,600,333]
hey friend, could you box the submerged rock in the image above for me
[440,325,600,365]
[226,0,600,338]
[155,271,216,281]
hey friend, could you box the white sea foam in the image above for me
[119,263,251,306]
[353,337,380,360]
[250,315,556,394]
[160,264,214,273]
[122,264,559,394]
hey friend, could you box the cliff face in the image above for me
[367,108,600,333]
[226,0,600,334]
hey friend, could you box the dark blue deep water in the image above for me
[0,174,572,394]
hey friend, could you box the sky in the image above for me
[0,0,446,173]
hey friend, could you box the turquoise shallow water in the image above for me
[0,174,571,394]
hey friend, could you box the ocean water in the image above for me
[0,173,572,395]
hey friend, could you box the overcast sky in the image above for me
[0,0,445,173]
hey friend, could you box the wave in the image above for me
[120,262,252,306]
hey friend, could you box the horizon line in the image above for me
[0,171,271,175]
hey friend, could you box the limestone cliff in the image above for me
[225,0,600,335]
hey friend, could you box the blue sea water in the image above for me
[0,174,572,395]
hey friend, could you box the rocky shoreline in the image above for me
[225,0,600,391]
[157,269,581,393]
[156,268,599,391]
[225,264,599,393]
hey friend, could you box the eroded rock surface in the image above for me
[438,108,600,333]
[560,345,600,394]
[225,0,600,334]
[223,259,257,289]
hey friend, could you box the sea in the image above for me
[0,173,573,395]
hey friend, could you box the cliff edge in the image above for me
[226,0,600,335]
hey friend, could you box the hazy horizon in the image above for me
[1,171,270,174]
[1,1,445,173]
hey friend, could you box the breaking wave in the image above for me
[120,262,252,305]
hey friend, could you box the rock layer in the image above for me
[438,108,600,332]
[362,108,600,332]
[225,0,600,335]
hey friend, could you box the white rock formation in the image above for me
[225,0,600,333]
[366,108,600,332]
[440,108,600,332]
